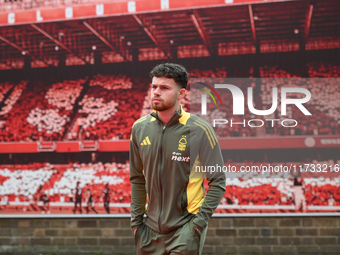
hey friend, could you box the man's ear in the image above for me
[178,88,186,99]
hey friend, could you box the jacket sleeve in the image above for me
[129,125,146,230]
[192,119,226,232]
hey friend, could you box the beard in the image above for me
[151,96,177,112]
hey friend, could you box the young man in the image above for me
[130,63,226,254]
[73,181,83,214]
[85,188,98,214]
[103,183,111,214]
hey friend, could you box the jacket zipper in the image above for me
[157,114,177,233]
[158,125,166,232]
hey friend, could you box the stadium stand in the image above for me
[0,78,86,142]
[0,161,131,214]
[1,158,340,214]
[0,0,118,13]
[0,62,339,141]
[0,82,13,104]
[0,59,339,214]
[75,74,148,140]
[259,64,340,136]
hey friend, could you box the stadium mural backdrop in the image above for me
[0,76,339,215]
[0,0,339,216]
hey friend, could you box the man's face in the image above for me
[151,76,184,112]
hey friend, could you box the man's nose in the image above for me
[153,87,161,95]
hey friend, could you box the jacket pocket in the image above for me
[134,224,144,241]
[180,190,188,215]
[188,218,201,247]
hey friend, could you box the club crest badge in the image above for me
[178,135,187,151]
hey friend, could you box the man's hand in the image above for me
[134,228,137,235]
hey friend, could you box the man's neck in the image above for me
[157,104,181,125]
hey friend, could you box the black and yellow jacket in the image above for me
[129,106,226,234]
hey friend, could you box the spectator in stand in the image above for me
[293,171,306,212]
[27,194,39,213]
[225,193,233,205]
[85,188,98,214]
[103,183,110,214]
[0,195,8,211]
[40,191,50,214]
[328,194,335,206]
[73,181,83,214]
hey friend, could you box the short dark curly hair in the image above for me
[150,63,189,89]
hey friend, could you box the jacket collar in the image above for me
[151,105,183,127]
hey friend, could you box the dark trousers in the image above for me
[104,201,110,214]
[134,218,207,255]
[73,198,82,213]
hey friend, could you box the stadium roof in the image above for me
[0,0,339,69]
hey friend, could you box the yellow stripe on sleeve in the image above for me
[187,155,205,214]
[193,121,214,149]
[196,119,217,146]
